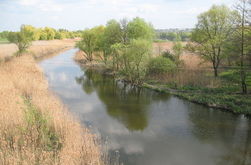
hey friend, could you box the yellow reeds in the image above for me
[0,40,102,165]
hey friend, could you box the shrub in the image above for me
[147,56,176,75]
[7,25,34,55]
[162,50,176,62]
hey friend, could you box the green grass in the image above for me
[23,98,62,151]
[220,69,251,86]
[153,39,169,43]
[143,73,251,115]
[0,37,9,44]
[175,92,251,115]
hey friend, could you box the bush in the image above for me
[162,50,176,62]
[147,56,176,75]
[7,25,34,55]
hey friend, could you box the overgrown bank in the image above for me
[0,42,102,164]
[74,51,251,115]
[74,5,251,115]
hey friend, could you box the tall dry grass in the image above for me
[153,42,210,68]
[151,42,217,87]
[149,69,221,88]
[0,39,75,62]
[0,41,102,164]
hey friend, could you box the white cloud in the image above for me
[173,7,208,15]
[19,0,39,6]
[18,0,64,12]
[0,0,237,31]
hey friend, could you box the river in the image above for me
[39,49,251,165]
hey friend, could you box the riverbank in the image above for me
[74,50,251,115]
[0,41,102,164]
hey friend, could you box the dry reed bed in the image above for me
[0,39,76,62]
[0,42,102,164]
[153,42,210,69]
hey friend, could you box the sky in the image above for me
[0,0,237,31]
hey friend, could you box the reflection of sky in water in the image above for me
[40,49,251,165]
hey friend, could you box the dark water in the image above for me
[40,49,251,165]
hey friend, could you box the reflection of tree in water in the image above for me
[76,69,170,131]
[187,105,251,165]
[217,119,251,165]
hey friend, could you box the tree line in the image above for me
[3,25,82,54]
[155,31,191,41]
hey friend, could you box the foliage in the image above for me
[76,29,97,61]
[127,17,155,41]
[172,35,183,57]
[162,50,176,61]
[176,92,251,114]
[122,39,152,83]
[188,5,238,77]
[0,31,10,40]
[172,35,183,65]
[7,25,34,55]
[43,27,56,40]
[147,56,176,75]
[76,17,155,84]
[155,31,191,41]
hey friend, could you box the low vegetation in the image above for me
[147,56,176,75]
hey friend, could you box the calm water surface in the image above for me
[40,49,251,165]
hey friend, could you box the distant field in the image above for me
[0,39,75,60]
[0,38,9,44]
[153,41,210,69]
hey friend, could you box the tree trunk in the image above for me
[212,61,218,77]
[240,0,247,94]
[213,67,218,77]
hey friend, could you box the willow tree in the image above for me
[7,25,34,55]
[189,5,238,77]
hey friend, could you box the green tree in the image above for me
[0,31,10,39]
[43,27,55,40]
[172,35,183,65]
[103,20,123,67]
[39,30,47,40]
[7,25,34,55]
[93,26,110,64]
[122,39,152,84]
[21,25,41,40]
[76,29,97,61]
[189,5,238,77]
[127,17,154,41]
[55,31,64,39]
[233,0,251,93]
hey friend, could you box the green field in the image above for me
[0,38,9,44]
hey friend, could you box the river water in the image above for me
[39,49,251,165]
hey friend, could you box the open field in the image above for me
[0,39,76,62]
[0,38,9,44]
[0,41,102,164]
[153,42,210,69]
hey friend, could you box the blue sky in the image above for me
[0,0,236,31]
